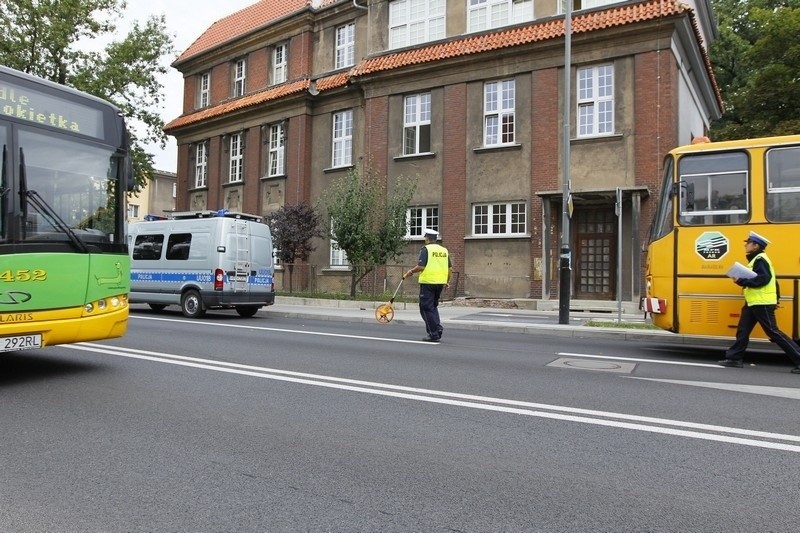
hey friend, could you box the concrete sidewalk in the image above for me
[261,296,731,347]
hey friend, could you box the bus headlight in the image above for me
[85,303,95,313]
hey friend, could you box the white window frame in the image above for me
[329,220,350,269]
[578,64,615,137]
[406,206,439,238]
[403,93,431,155]
[267,123,285,177]
[335,23,356,69]
[228,133,244,183]
[127,204,140,219]
[198,72,210,108]
[389,0,446,49]
[233,58,246,97]
[272,43,288,85]
[468,0,533,33]
[194,142,207,188]
[331,110,353,168]
[472,202,527,236]
[484,79,515,147]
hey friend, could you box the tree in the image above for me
[710,0,800,139]
[322,165,417,297]
[266,203,323,293]
[0,0,175,188]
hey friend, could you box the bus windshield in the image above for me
[16,128,121,244]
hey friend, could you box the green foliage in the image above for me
[710,0,800,139]
[322,165,417,297]
[266,203,324,292]
[0,0,175,188]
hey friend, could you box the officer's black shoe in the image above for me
[422,336,440,343]
[718,359,744,368]
[790,367,800,374]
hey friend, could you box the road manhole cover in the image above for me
[547,357,636,373]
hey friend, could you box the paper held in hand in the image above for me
[726,261,757,280]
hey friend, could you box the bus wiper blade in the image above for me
[19,148,89,253]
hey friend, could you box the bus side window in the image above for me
[766,145,800,222]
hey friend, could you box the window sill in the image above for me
[393,152,436,161]
[322,266,352,272]
[222,181,244,188]
[473,143,522,154]
[573,133,623,144]
[323,165,354,174]
[188,186,209,193]
[465,233,531,240]
[261,174,286,181]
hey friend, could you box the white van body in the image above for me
[128,211,275,318]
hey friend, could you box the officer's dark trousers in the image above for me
[419,283,444,339]
[725,304,800,365]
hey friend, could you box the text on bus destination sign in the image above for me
[0,83,103,138]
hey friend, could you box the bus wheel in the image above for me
[148,304,167,312]
[181,290,206,318]
[235,305,259,318]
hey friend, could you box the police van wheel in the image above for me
[181,290,206,318]
[148,304,167,312]
[235,305,259,318]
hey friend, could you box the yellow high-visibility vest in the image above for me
[418,244,449,284]
[744,252,778,306]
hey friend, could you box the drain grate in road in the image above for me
[547,357,636,374]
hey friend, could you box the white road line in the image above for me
[558,352,721,368]
[68,343,800,452]
[627,377,800,400]
[129,314,435,344]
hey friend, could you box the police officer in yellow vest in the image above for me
[403,229,452,342]
[719,231,800,373]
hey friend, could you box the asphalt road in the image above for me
[1,308,799,531]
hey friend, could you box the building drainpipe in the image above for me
[353,0,368,9]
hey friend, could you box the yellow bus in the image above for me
[641,134,800,340]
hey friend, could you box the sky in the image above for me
[119,0,258,172]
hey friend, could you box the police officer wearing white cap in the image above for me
[403,229,452,342]
[719,231,800,373]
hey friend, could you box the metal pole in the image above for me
[558,0,572,325]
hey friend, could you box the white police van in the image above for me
[128,210,275,318]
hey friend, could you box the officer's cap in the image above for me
[745,231,770,248]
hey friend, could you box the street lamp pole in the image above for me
[558,0,572,325]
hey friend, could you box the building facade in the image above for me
[127,169,177,224]
[164,0,722,301]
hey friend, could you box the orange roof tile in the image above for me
[165,0,721,133]
[164,79,309,131]
[175,0,339,65]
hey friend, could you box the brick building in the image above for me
[164,0,722,302]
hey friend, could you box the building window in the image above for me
[331,110,353,168]
[335,23,356,69]
[484,79,515,146]
[403,93,431,155]
[267,123,285,177]
[197,72,210,108]
[194,142,207,188]
[233,58,246,97]
[389,0,446,49]
[329,220,349,268]
[127,204,140,219]
[578,64,614,137]
[572,0,622,11]
[468,0,533,32]
[473,202,527,235]
[272,43,287,85]
[229,133,244,183]
[406,206,439,238]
